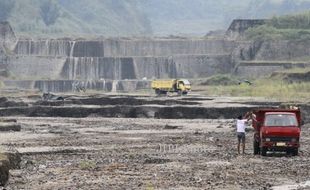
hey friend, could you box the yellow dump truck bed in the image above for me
[151,80,176,89]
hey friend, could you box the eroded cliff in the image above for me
[1,21,309,92]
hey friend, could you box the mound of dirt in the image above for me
[200,75,239,86]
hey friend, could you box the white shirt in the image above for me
[237,119,247,133]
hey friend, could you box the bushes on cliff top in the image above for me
[246,11,310,41]
[269,11,310,29]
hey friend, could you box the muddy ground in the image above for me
[0,94,309,190]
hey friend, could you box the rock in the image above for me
[0,151,21,186]
[0,123,21,132]
[0,97,28,108]
[0,119,17,123]
[39,165,47,170]
[164,125,179,130]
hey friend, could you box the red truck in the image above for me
[252,108,302,156]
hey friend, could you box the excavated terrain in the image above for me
[0,94,309,190]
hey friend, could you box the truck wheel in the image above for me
[261,147,267,156]
[253,140,260,155]
[182,91,188,95]
[292,148,299,156]
[155,89,160,95]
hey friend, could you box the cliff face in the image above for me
[0,22,16,72]
[59,54,232,81]
[14,38,235,57]
[0,22,16,50]
[1,21,310,92]
[226,19,266,39]
[10,37,237,82]
[251,40,310,61]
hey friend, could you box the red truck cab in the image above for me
[252,108,301,156]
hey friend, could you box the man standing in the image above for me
[237,115,248,154]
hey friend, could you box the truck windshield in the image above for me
[264,114,298,127]
[182,80,190,85]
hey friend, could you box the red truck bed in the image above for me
[252,108,301,131]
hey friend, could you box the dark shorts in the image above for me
[237,132,245,143]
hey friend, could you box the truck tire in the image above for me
[155,89,161,96]
[261,147,267,156]
[253,140,260,155]
[292,148,298,156]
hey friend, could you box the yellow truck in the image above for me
[151,79,191,95]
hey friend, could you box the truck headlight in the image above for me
[265,138,270,142]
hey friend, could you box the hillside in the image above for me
[6,0,151,37]
[2,0,310,37]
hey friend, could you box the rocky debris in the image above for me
[0,97,27,107]
[42,92,64,101]
[0,95,308,189]
[0,123,21,132]
[2,116,310,189]
[34,100,65,107]
[0,151,21,187]
[0,154,9,186]
[0,104,258,119]
[164,124,181,130]
[0,119,16,123]
[65,96,200,106]
[0,118,21,132]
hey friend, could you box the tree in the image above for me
[40,0,60,26]
[0,0,15,21]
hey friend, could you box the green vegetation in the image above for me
[79,160,96,170]
[240,60,310,64]
[274,67,310,74]
[246,11,310,40]
[146,182,155,190]
[198,78,310,101]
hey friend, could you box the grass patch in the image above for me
[246,25,310,41]
[239,61,310,64]
[79,160,96,170]
[196,78,310,102]
[274,68,310,74]
[0,153,8,161]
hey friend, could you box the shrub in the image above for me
[246,11,310,41]
[79,160,96,170]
